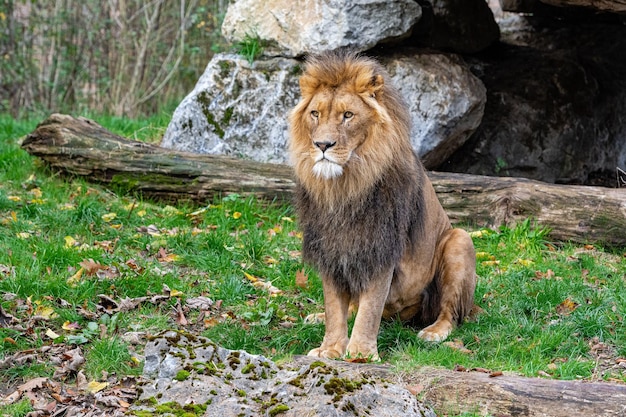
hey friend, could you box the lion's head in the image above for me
[289,51,414,206]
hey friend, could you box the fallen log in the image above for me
[21,114,626,246]
[289,356,626,417]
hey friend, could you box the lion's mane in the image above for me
[289,51,426,296]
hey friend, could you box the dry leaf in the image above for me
[295,269,309,289]
[443,339,473,354]
[66,267,84,286]
[86,381,108,394]
[556,298,579,315]
[101,212,117,222]
[45,329,61,339]
[79,259,108,276]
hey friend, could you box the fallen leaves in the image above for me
[555,298,579,316]
[244,271,284,296]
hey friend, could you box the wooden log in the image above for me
[21,114,626,246]
[290,356,626,417]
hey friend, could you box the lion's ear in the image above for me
[369,74,385,97]
[299,74,319,98]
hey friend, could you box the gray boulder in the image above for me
[134,331,436,417]
[160,54,301,164]
[381,51,486,168]
[161,50,486,168]
[221,0,422,57]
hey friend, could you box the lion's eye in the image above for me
[343,111,354,119]
[311,110,319,118]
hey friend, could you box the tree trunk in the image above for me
[21,114,626,246]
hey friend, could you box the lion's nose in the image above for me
[314,141,336,152]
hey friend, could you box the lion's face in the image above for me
[289,52,412,206]
[301,87,376,180]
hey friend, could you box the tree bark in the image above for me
[289,356,626,417]
[21,114,626,246]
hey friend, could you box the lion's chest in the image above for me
[297,181,418,294]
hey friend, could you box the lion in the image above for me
[288,50,477,361]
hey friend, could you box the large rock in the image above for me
[133,331,436,417]
[161,51,486,168]
[409,0,500,54]
[380,51,486,167]
[160,54,301,163]
[440,21,626,186]
[221,0,421,57]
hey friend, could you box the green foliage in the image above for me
[0,399,34,417]
[0,0,229,117]
[236,33,265,64]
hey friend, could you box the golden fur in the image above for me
[289,50,477,360]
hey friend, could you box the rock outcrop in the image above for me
[440,11,626,185]
[162,0,626,186]
[134,331,436,417]
[162,0,496,169]
[161,50,486,167]
[221,0,422,57]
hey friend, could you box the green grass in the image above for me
[1,114,625,415]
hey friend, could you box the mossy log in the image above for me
[21,114,626,245]
[292,356,626,417]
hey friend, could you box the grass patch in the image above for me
[1,114,625,415]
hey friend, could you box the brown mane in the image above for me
[289,50,416,208]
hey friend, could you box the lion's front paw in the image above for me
[307,347,343,359]
[346,341,380,362]
[418,321,453,342]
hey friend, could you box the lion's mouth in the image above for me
[312,159,343,179]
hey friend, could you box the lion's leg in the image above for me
[418,228,477,342]
[345,268,394,361]
[308,276,350,358]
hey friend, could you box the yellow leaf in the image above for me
[64,236,78,248]
[30,188,43,198]
[45,329,60,339]
[86,381,108,393]
[469,230,484,238]
[130,356,142,365]
[243,272,258,283]
[102,212,117,222]
[233,211,242,219]
[281,216,294,222]
[62,321,81,331]
[34,305,57,319]
[169,288,184,297]
[11,211,17,222]
[159,253,180,263]
[137,209,146,217]
[16,232,31,239]
[481,260,500,266]
[263,256,278,265]
[516,258,534,267]
[67,267,84,286]
[476,252,494,261]
[8,196,21,202]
